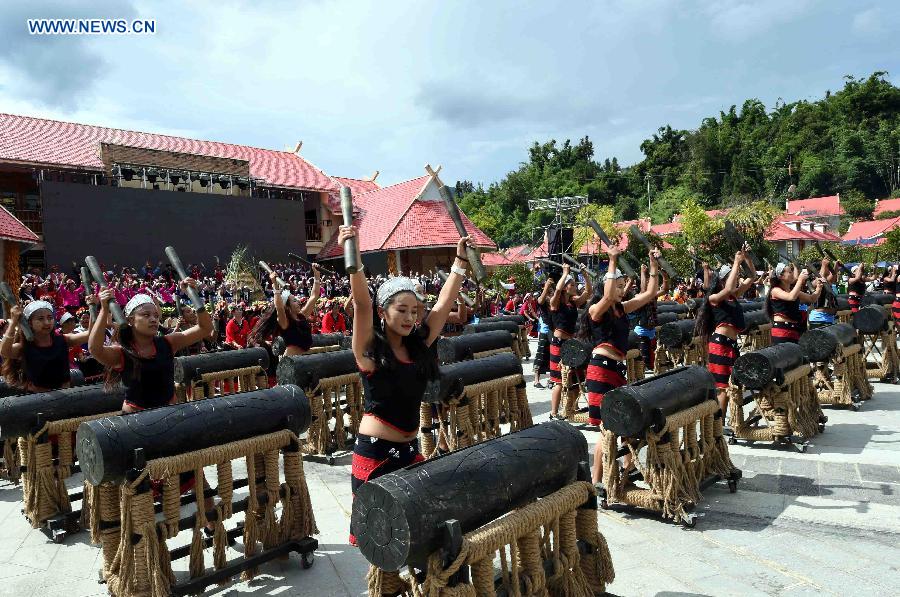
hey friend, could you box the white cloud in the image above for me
[701,0,814,42]
[852,7,885,37]
[0,0,895,187]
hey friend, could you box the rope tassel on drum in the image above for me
[353,422,614,596]
[598,366,742,525]
[76,385,319,597]
[729,343,824,451]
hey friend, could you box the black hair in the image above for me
[763,269,785,319]
[247,298,303,347]
[103,323,145,391]
[693,275,725,339]
[368,292,439,381]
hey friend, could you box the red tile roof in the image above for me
[842,217,900,244]
[501,242,548,263]
[481,251,514,266]
[873,197,900,217]
[383,201,496,251]
[0,206,40,243]
[579,218,651,254]
[316,174,497,260]
[786,195,844,218]
[650,222,682,236]
[332,176,380,196]
[0,113,338,192]
[765,215,841,242]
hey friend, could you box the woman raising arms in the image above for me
[581,247,660,485]
[339,225,469,544]
[694,247,756,415]
[1,298,95,393]
[88,281,213,413]
[547,264,592,419]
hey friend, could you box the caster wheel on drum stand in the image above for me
[301,551,315,569]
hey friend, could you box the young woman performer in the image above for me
[1,299,94,392]
[89,282,213,413]
[547,265,592,419]
[532,278,555,389]
[633,265,669,371]
[581,247,660,484]
[847,263,871,313]
[888,265,900,327]
[256,265,320,357]
[766,263,822,345]
[89,282,214,523]
[695,249,756,414]
[807,259,839,330]
[339,225,468,545]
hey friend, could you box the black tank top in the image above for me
[712,297,746,331]
[361,359,428,434]
[849,279,866,295]
[590,303,630,356]
[121,336,175,410]
[281,316,313,351]
[769,296,802,322]
[23,334,70,389]
[637,301,658,328]
[552,302,578,335]
[813,286,837,310]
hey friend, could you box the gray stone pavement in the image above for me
[1,337,899,596]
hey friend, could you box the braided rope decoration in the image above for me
[17,411,117,528]
[303,373,364,456]
[602,398,735,524]
[729,364,822,443]
[95,429,317,596]
[367,481,613,596]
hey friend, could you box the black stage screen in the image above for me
[41,181,308,267]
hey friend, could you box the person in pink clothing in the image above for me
[58,279,84,315]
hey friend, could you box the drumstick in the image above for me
[84,256,127,326]
[164,246,205,310]
[80,266,98,321]
[0,282,33,341]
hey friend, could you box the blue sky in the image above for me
[0,1,897,187]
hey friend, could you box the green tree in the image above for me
[573,204,616,256]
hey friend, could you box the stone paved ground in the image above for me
[1,337,899,596]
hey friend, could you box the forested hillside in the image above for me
[456,72,900,248]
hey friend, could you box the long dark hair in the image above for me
[694,276,725,339]
[103,323,149,391]
[247,300,307,347]
[575,293,600,343]
[763,270,784,319]
[369,296,439,381]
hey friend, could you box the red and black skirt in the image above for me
[848,293,862,313]
[534,332,551,375]
[707,333,739,389]
[548,335,564,383]
[771,320,801,344]
[585,355,626,426]
[349,433,424,545]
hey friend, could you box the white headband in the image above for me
[281,289,292,303]
[775,262,788,276]
[23,300,54,320]
[124,294,156,317]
